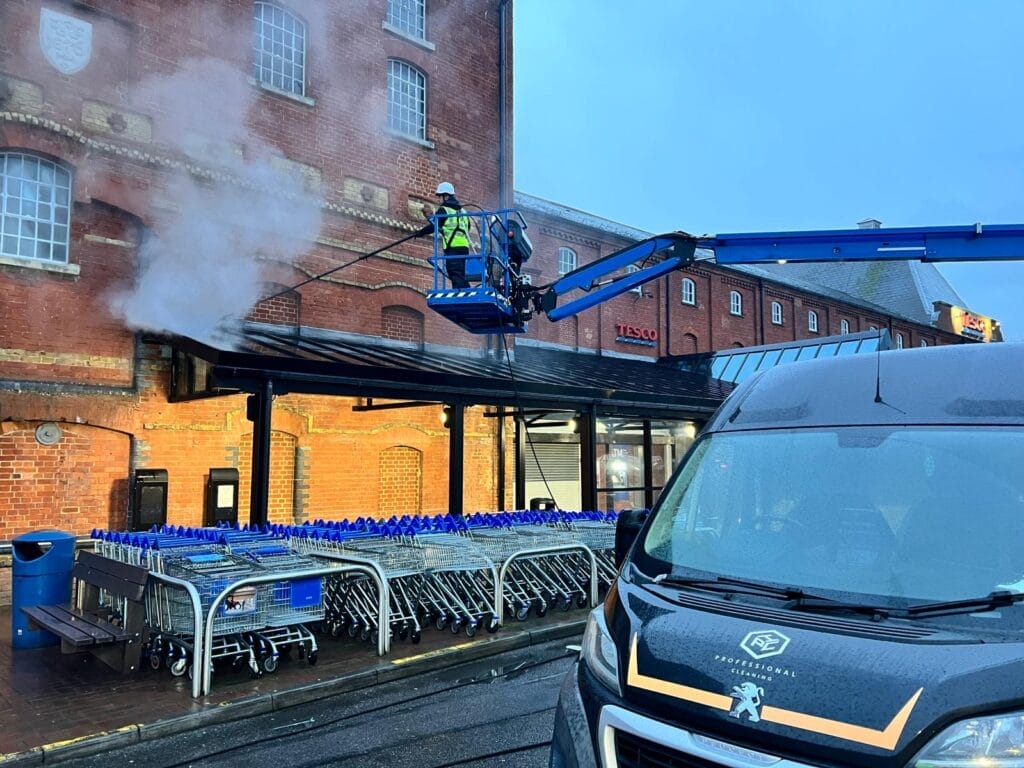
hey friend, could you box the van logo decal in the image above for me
[627,635,924,751]
[740,630,790,659]
[729,682,765,722]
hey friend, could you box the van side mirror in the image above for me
[615,508,649,568]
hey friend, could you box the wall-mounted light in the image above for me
[441,405,452,428]
[568,415,579,434]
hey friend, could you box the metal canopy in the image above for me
[168,325,731,417]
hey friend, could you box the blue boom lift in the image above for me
[425,212,1024,335]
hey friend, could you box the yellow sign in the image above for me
[949,306,997,342]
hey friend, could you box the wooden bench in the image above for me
[21,549,150,674]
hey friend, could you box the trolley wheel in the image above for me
[347,622,360,639]
[560,596,573,612]
[170,658,188,677]
[330,622,343,638]
[232,656,247,671]
[536,603,548,618]
[249,669,262,679]
[576,593,589,608]
[465,622,477,638]
[262,655,279,674]
[435,614,448,631]
[307,651,318,666]
[515,605,530,622]
[411,630,422,644]
[149,652,162,671]
[187,665,194,681]
[360,626,372,643]
[487,617,500,634]
[398,624,410,641]
[450,619,463,635]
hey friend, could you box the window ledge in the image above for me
[382,21,436,51]
[0,254,80,276]
[248,77,316,107]
[385,128,435,150]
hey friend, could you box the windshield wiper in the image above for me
[652,573,809,601]
[651,573,894,620]
[904,590,1024,619]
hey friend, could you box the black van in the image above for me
[551,342,1024,768]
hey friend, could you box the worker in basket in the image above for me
[417,181,474,289]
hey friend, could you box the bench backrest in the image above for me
[73,550,149,602]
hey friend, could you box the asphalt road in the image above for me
[60,637,579,768]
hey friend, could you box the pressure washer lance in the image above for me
[261,229,424,303]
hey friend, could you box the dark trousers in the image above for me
[445,245,470,288]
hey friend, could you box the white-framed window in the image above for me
[387,59,427,141]
[1,152,72,264]
[920,339,929,347]
[840,319,850,334]
[558,246,577,275]
[770,301,783,325]
[627,264,642,294]
[729,290,743,316]
[896,332,904,349]
[808,310,819,333]
[252,2,307,96]
[387,0,426,40]
[680,277,696,306]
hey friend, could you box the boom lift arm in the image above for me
[425,213,1024,335]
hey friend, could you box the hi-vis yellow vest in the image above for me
[439,205,471,249]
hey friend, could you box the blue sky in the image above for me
[513,1,1024,341]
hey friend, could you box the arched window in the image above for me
[387,59,427,141]
[680,277,696,306]
[253,2,307,96]
[387,0,426,40]
[558,246,577,275]
[895,332,904,349]
[1,152,72,263]
[840,319,850,334]
[808,310,819,333]
[770,301,783,325]
[729,290,743,316]
[920,339,929,347]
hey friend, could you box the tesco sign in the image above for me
[616,324,658,346]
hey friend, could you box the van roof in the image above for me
[706,342,1024,431]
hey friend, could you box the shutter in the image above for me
[524,443,580,482]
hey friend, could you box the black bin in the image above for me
[205,468,239,526]
[530,497,557,511]
[130,469,168,531]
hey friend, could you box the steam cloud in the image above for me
[110,56,322,346]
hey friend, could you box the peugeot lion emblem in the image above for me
[729,681,765,722]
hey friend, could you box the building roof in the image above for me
[749,260,966,327]
[169,324,732,418]
[514,192,653,242]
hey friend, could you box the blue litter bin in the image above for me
[11,530,76,649]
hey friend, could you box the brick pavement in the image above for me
[0,606,585,762]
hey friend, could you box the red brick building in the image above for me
[0,0,985,612]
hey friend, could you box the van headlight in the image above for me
[581,606,621,696]
[910,712,1024,766]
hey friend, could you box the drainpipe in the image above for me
[497,0,510,209]
[757,278,765,345]
[663,274,671,355]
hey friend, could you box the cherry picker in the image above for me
[424,210,1024,335]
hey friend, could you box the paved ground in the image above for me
[56,637,576,768]
[0,605,586,765]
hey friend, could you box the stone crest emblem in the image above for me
[39,8,93,75]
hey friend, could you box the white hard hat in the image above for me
[436,181,455,196]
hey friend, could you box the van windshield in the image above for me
[640,427,1024,605]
